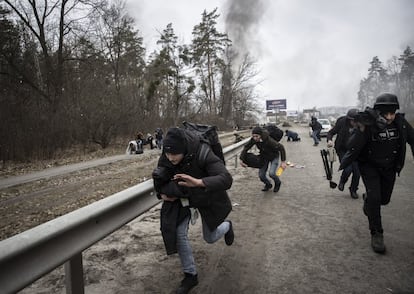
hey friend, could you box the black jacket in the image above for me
[241,130,286,162]
[340,113,414,175]
[310,119,322,131]
[326,116,354,154]
[153,129,233,254]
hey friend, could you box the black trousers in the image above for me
[359,163,396,233]
[338,150,360,192]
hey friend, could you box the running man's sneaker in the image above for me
[176,273,198,294]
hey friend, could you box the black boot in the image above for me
[273,181,281,193]
[261,183,272,191]
[224,220,234,246]
[338,181,345,191]
[350,189,358,199]
[371,231,386,254]
[176,273,198,294]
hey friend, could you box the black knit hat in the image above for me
[252,126,263,135]
[163,128,187,154]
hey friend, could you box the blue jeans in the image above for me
[156,138,163,149]
[258,157,281,186]
[176,215,230,275]
[312,130,321,144]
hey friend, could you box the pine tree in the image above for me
[191,8,231,117]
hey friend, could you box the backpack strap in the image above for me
[198,143,210,168]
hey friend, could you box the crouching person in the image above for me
[152,127,234,294]
[285,129,301,141]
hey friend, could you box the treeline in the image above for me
[0,1,259,162]
[358,47,414,118]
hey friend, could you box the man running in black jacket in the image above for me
[340,94,414,254]
[327,109,360,199]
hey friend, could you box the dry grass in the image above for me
[0,137,130,177]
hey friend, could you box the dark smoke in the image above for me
[224,0,266,62]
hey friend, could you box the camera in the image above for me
[152,167,173,183]
[355,107,387,130]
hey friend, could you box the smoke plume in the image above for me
[224,0,267,65]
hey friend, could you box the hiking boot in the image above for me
[350,190,359,199]
[176,273,198,294]
[362,193,368,216]
[261,183,272,191]
[273,182,281,193]
[371,232,386,254]
[224,220,234,246]
[338,181,345,191]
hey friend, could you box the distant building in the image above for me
[303,108,320,121]
[266,110,286,124]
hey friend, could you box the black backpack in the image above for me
[182,121,225,165]
[241,152,265,168]
[265,125,283,142]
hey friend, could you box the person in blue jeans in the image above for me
[309,117,322,146]
[152,127,234,294]
[240,126,287,192]
[285,129,301,141]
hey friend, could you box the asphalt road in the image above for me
[19,125,414,293]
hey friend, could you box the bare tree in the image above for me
[221,50,261,126]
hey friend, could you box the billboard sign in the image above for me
[266,99,287,111]
[286,110,299,117]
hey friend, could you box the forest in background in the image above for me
[1,0,413,163]
[1,1,261,162]
[358,48,414,117]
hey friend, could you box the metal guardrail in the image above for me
[0,138,249,294]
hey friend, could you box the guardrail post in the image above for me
[65,253,84,294]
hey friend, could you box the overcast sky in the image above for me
[126,0,414,111]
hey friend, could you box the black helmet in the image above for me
[374,93,399,110]
[346,108,359,120]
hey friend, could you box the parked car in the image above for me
[309,118,332,137]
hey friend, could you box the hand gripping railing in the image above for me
[0,138,249,294]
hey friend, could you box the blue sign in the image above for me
[266,99,287,110]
